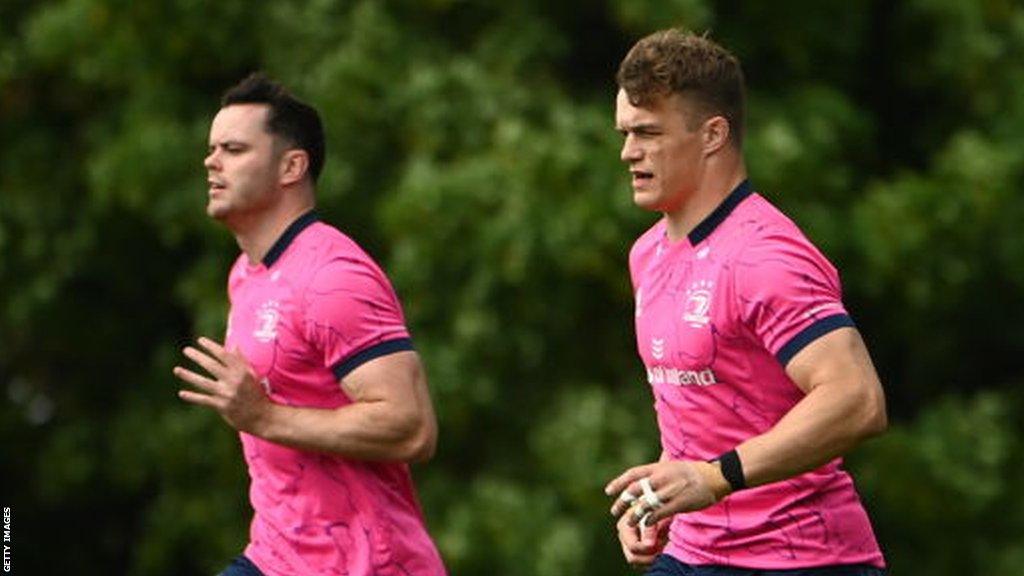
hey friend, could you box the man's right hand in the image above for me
[616,512,669,569]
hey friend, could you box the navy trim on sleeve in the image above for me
[687,180,753,245]
[331,337,415,380]
[775,313,855,366]
[263,210,319,268]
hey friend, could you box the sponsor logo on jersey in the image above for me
[647,365,718,387]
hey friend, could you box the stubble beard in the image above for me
[206,197,229,220]
[208,181,281,233]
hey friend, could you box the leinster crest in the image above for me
[253,300,281,343]
[683,280,713,328]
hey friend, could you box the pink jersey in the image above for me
[630,182,885,569]
[224,212,446,576]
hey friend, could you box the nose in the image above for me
[204,148,219,171]
[620,134,642,163]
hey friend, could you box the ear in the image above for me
[279,149,310,187]
[701,116,731,155]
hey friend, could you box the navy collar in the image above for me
[262,210,318,267]
[686,180,753,245]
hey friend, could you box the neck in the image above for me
[664,155,747,242]
[231,195,315,265]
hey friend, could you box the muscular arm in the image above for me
[254,350,438,462]
[607,326,887,521]
[731,326,887,488]
[175,339,438,463]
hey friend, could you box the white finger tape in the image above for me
[639,477,663,508]
[618,489,638,504]
[633,503,648,519]
[638,477,654,496]
[640,512,653,532]
[642,491,663,508]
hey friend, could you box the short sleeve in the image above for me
[732,229,854,366]
[302,255,413,380]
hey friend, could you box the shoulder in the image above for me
[726,195,844,317]
[291,222,383,281]
[722,195,851,358]
[293,223,399,306]
[629,217,666,265]
[228,254,247,276]
[302,221,370,259]
[731,194,836,274]
[227,254,249,293]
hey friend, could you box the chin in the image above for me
[206,202,230,221]
[632,190,663,212]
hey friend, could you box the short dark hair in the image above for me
[617,29,746,147]
[221,72,326,182]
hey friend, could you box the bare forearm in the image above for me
[736,380,886,488]
[254,400,436,462]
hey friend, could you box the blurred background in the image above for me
[3,0,1024,574]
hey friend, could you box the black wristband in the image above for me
[716,449,747,491]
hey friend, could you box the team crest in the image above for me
[254,300,281,343]
[683,280,713,327]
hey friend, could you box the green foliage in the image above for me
[853,391,1024,575]
[2,0,1024,574]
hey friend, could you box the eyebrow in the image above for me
[616,122,661,133]
[208,139,249,149]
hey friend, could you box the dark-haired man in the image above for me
[173,73,446,576]
[604,30,888,575]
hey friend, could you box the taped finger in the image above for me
[639,511,653,532]
[639,477,663,509]
[633,500,649,519]
[639,477,655,494]
[642,490,663,509]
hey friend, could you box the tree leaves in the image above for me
[3,0,1024,574]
